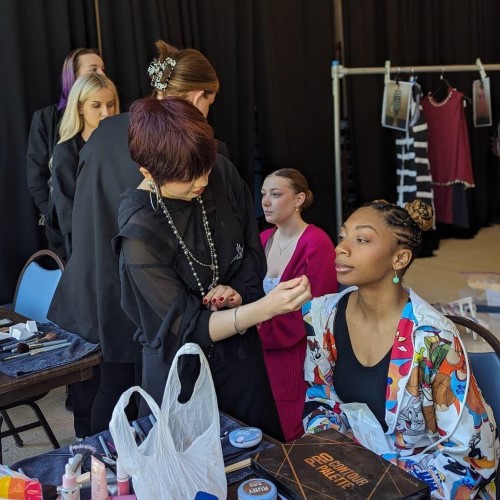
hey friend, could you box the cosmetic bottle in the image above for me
[61,462,81,499]
[115,459,130,496]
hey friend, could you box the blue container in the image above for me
[229,427,263,448]
[194,493,218,499]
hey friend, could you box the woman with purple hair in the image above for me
[26,48,105,261]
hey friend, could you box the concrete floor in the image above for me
[2,224,500,467]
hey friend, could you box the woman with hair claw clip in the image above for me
[303,199,498,498]
[47,41,267,438]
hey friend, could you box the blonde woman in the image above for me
[27,48,105,257]
[49,73,119,260]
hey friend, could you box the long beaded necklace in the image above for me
[157,194,219,297]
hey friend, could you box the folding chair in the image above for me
[12,249,64,322]
[1,250,64,462]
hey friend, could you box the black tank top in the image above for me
[332,293,391,432]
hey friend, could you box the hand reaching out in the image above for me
[206,276,312,342]
[265,275,312,316]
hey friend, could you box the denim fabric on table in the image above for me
[12,414,275,497]
[0,322,100,377]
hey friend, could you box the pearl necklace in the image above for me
[427,89,454,108]
[157,195,219,296]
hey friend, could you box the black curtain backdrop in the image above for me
[0,0,99,304]
[254,0,336,236]
[342,0,500,231]
[4,1,499,304]
[0,0,337,303]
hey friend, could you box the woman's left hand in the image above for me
[203,285,242,311]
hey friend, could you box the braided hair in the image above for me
[362,199,433,269]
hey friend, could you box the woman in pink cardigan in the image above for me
[260,168,337,440]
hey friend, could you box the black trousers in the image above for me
[141,329,285,442]
[71,361,141,437]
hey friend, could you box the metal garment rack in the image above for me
[331,60,500,233]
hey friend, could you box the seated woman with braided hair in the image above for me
[303,200,499,498]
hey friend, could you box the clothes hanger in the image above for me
[394,67,401,85]
[431,68,472,105]
[409,67,417,84]
[432,68,452,99]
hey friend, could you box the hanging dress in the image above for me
[396,82,435,218]
[421,89,475,227]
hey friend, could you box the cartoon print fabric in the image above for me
[303,287,499,499]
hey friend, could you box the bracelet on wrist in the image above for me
[233,306,247,335]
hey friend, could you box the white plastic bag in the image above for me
[109,343,227,499]
[341,402,394,456]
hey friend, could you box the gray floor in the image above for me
[2,224,500,467]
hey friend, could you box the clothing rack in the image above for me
[331,60,500,233]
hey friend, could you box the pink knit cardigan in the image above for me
[259,225,337,441]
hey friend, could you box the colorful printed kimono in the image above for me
[303,287,499,499]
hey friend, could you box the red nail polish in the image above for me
[229,298,235,302]
[202,299,207,305]
[212,298,217,304]
[219,297,224,302]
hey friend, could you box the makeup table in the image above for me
[0,307,101,464]
[12,412,278,499]
[0,307,101,407]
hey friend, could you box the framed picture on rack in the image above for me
[473,77,492,127]
[381,80,412,132]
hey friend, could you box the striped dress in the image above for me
[396,84,436,228]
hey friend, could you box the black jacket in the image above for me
[50,135,85,258]
[48,113,141,361]
[26,104,62,216]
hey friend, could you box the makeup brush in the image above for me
[14,339,69,353]
[32,332,58,343]
[2,332,58,351]
[1,335,38,351]
[1,342,71,361]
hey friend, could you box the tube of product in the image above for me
[91,456,109,500]
[115,459,130,496]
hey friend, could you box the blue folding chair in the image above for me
[446,314,500,494]
[12,249,64,322]
[1,250,64,462]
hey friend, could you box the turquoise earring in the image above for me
[392,270,400,284]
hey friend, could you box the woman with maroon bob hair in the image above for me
[113,96,311,440]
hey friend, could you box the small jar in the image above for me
[229,427,263,448]
[237,478,278,500]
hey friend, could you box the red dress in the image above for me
[259,225,337,441]
[421,89,475,225]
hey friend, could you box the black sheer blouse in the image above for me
[113,156,266,366]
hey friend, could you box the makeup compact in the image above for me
[228,427,263,449]
[237,478,277,500]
